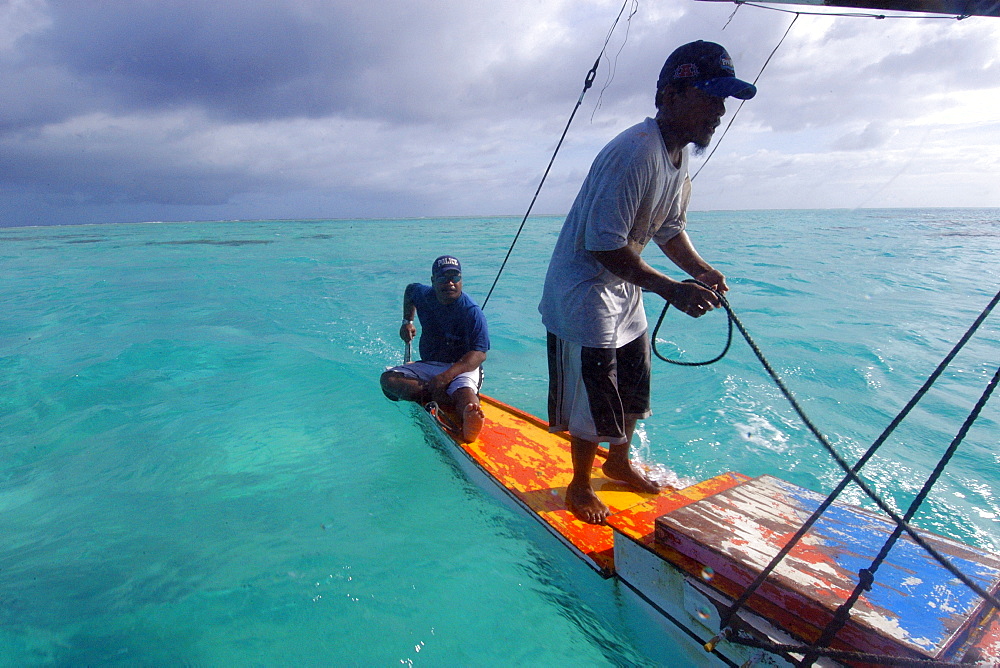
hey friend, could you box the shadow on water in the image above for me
[146,239,275,246]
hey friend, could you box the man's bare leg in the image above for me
[566,436,610,524]
[380,370,429,403]
[601,417,662,494]
[452,387,485,443]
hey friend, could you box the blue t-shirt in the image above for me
[411,284,490,364]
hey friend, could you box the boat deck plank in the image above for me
[420,395,1000,664]
[444,396,746,576]
[466,396,657,574]
[653,474,1000,660]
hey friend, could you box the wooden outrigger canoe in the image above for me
[417,394,1000,667]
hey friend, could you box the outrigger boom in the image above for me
[417,394,1000,667]
[695,0,1000,18]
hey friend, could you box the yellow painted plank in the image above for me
[441,395,660,574]
[430,397,751,575]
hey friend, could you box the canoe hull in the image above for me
[413,394,1000,666]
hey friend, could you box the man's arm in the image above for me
[659,230,728,294]
[590,245,719,317]
[399,283,419,342]
[427,350,487,395]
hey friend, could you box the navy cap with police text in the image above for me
[431,255,461,277]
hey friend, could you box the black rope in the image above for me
[652,286,1000,651]
[481,0,636,310]
[651,280,733,366]
[798,362,1000,666]
[692,12,799,182]
[709,287,1000,640]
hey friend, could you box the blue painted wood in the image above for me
[654,475,1000,659]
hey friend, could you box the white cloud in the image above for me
[0,0,50,52]
[832,121,897,151]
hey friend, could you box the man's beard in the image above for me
[692,142,709,156]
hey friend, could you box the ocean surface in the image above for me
[1,208,998,666]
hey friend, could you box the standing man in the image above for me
[381,255,489,443]
[538,41,756,524]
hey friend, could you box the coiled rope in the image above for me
[651,280,733,366]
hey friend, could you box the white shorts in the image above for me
[387,361,483,396]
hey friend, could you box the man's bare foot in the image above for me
[461,403,485,443]
[566,480,610,524]
[602,459,662,494]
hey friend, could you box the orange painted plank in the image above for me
[960,608,1000,663]
[466,396,659,574]
[431,395,749,577]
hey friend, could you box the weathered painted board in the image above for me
[654,474,1000,660]
[451,395,657,574]
[441,395,745,577]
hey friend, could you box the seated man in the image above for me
[380,255,489,443]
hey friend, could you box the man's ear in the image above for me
[656,85,681,111]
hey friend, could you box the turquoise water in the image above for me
[1,209,997,665]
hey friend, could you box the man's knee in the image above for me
[381,372,402,401]
[380,370,407,400]
[382,370,432,404]
[451,386,479,407]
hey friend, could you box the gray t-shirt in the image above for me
[539,117,690,348]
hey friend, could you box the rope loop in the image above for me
[651,279,733,366]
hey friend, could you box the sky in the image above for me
[1,0,999,227]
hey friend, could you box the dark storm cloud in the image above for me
[1,0,999,226]
[27,1,368,121]
[1,0,645,227]
[19,0,602,125]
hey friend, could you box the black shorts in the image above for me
[546,331,651,444]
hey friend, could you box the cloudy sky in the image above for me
[2,0,999,227]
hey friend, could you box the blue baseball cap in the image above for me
[657,41,756,100]
[431,255,461,277]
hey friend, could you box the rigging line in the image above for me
[728,0,971,20]
[726,632,973,667]
[481,0,636,310]
[691,12,799,182]
[801,362,1000,665]
[722,1,742,29]
[712,286,1000,632]
[593,0,640,120]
